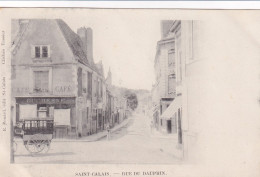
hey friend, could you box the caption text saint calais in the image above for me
[75,171,167,176]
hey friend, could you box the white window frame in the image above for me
[168,49,175,67]
[31,45,51,59]
[168,74,176,94]
[29,67,52,93]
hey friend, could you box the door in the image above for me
[167,120,172,133]
[54,109,70,138]
[178,108,182,144]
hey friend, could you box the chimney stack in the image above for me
[160,20,174,39]
[77,27,93,65]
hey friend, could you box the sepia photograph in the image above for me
[10,18,191,164]
[0,7,260,177]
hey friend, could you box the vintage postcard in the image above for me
[0,8,260,177]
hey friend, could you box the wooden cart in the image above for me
[22,118,54,154]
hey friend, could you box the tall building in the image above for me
[153,20,202,160]
[11,19,107,138]
[166,20,202,160]
[152,20,176,133]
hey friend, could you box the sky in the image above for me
[62,10,162,91]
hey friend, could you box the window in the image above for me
[87,72,92,96]
[34,71,49,93]
[92,109,97,120]
[168,50,175,67]
[87,107,89,123]
[35,46,41,58]
[32,45,50,58]
[100,81,103,98]
[168,74,176,94]
[82,73,87,93]
[94,80,97,97]
[97,80,100,98]
[42,46,48,58]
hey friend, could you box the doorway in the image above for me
[178,108,182,144]
[167,120,172,133]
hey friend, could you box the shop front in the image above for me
[152,106,159,130]
[15,96,76,139]
[160,96,181,134]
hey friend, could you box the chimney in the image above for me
[160,20,174,39]
[77,27,93,65]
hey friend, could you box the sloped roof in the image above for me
[12,19,105,77]
[56,19,89,66]
[56,19,106,77]
[95,61,104,77]
[11,20,30,55]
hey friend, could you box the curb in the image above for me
[54,118,130,142]
[14,119,130,143]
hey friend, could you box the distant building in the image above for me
[105,68,115,127]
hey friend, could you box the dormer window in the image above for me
[35,46,41,58]
[42,46,49,58]
[32,45,50,58]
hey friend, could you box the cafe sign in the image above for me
[16,97,76,105]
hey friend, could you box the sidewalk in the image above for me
[150,128,178,139]
[78,118,130,142]
[14,118,130,143]
[150,128,184,160]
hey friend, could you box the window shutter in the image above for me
[31,45,35,58]
[48,45,51,58]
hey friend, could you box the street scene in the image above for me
[11,18,198,163]
[14,113,182,164]
[3,8,260,177]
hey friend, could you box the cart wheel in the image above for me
[42,140,51,153]
[25,134,49,154]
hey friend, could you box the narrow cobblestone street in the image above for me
[14,113,182,164]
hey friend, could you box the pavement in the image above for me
[14,118,130,143]
[56,118,130,142]
[13,113,183,164]
[151,129,183,159]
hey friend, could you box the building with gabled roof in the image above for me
[11,19,107,138]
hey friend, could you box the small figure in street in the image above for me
[106,124,111,140]
[150,121,154,134]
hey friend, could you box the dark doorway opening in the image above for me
[178,108,182,144]
[167,120,172,133]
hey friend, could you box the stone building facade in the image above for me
[152,20,176,133]
[11,19,117,139]
[163,20,202,160]
[170,20,202,160]
[152,20,202,160]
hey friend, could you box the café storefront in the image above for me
[15,96,76,139]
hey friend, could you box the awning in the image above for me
[160,96,182,120]
[152,106,159,114]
